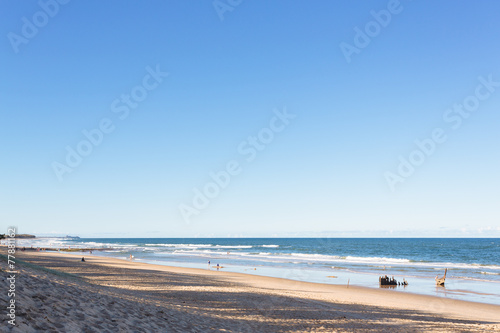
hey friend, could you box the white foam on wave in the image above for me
[345,256,410,264]
[171,250,217,255]
[144,243,253,249]
[145,243,212,248]
[261,245,279,248]
[413,261,500,271]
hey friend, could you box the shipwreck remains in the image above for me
[379,275,408,286]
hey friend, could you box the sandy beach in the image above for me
[2,250,499,332]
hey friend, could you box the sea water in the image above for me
[9,237,500,305]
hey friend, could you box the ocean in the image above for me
[9,237,500,305]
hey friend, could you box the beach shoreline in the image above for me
[5,237,500,307]
[2,249,499,331]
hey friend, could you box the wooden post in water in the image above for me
[435,268,447,286]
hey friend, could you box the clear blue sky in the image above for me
[1,1,499,237]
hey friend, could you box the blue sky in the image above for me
[1,0,499,237]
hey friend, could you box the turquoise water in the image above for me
[11,237,500,305]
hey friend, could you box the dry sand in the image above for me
[1,250,499,332]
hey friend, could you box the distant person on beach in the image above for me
[81,257,85,262]
[129,254,133,260]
